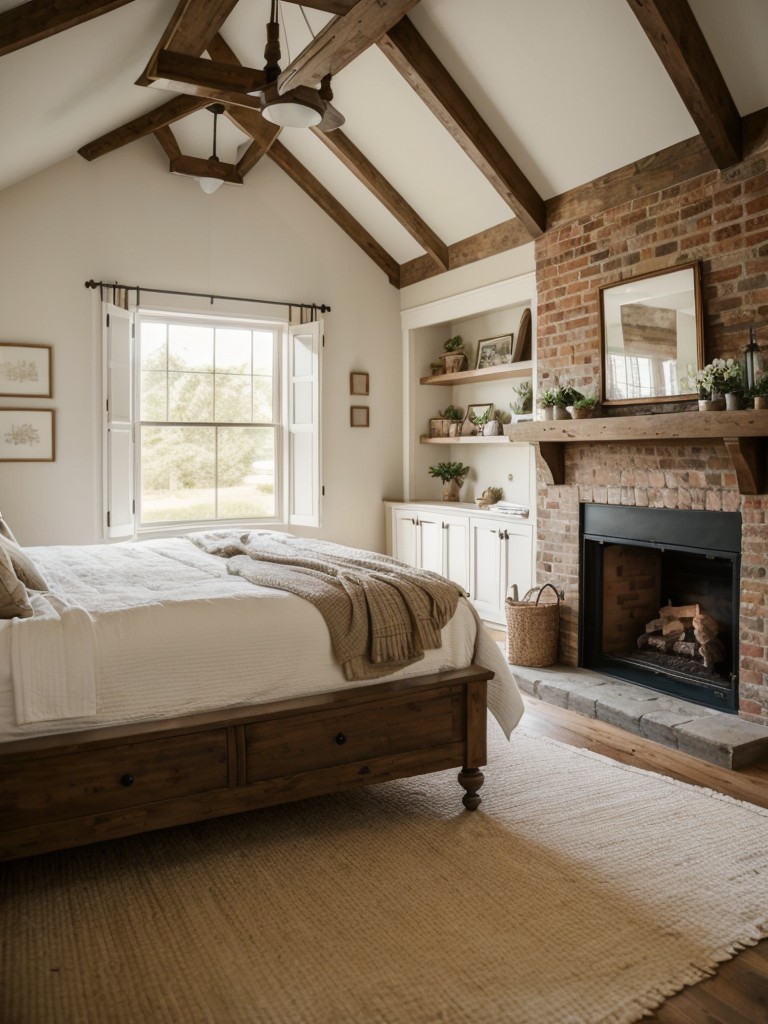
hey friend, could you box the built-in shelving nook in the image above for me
[399,274,538,510]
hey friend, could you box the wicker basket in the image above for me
[505,583,561,667]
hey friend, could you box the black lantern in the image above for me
[742,326,761,390]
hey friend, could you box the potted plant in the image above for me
[428,461,471,502]
[714,358,744,409]
[510,380,533,419]
[441,404,465,437]
[747,372,768,409]
[491,408,512,435]
[539,387,560,420]
[439,335,466,374]
[687,361,726,410]
[552,383,583,420]
[571,393,599,419]
[468,405,493,434]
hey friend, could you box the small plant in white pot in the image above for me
[429,461,471,502]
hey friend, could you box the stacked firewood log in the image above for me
[637,602,725,670]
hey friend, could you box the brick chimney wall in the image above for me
[533,148,768,725]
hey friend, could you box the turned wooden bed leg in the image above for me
[458,767,484,810]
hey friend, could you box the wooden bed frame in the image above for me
[0,664,491,861]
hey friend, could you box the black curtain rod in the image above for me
[84,279,331,314]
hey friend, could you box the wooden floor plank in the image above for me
[518,696,768,1023]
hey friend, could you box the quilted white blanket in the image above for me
[0,535,523,741]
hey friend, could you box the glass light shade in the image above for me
[199,177,225,195]
[261,99,322,128]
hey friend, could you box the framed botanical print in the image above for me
[350,372,369,396]
[0,344,52,398]
[0,409,55,461]
[350,406,369,427]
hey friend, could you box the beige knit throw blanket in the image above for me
[190,531,464,681]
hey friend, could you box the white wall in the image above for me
[0,140,403,550]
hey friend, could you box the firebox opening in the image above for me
[580,505,741,712]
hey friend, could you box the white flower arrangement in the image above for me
[685,358,743,398]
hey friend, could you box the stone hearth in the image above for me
[513,662,768,769]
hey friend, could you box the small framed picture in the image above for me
[0,409,55,461]
[350,405,369,428]
[0,344,52,397]
[466,403,493,425]
[476,334,513,369]
[350,372,369,396]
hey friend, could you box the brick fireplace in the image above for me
[533,146,768,727]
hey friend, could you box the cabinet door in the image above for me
[392,508,418,567]
[441,513,470,592]
[416,514,445,575]
[469,520,506,623]
[501,524,534,602]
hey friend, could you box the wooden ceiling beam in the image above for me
[170,155,243,185]
[268,140,400,286]
[625,0,742,168]
[136,0,240,87]
[0,0,136,58]
[378,18,546,238]
[153,125,182,162]
[282,1,360,13]
[277,0,421,94]
[311,127,449,270]
[147,50,265,110]
[78,94,209,161]
[400,218,531,289]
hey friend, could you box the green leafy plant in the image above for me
[493,408,512,425]
[554,383,584,407]
[439,404,464,421]
[572,394,598,410]
[428,461,470,483]
[539,387,559,408]
[747,373,768,398]
[443,335,464,352]
[468,408,491,426]
[510,380,533,415]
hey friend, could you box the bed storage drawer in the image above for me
[0,729,230,830]
[244,686,464,782]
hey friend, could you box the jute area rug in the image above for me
[3,724,768,1024]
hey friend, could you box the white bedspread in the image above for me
[0,536,523,741]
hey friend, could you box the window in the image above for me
[102,304,321,537]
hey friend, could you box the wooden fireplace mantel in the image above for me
[510,409,768,495]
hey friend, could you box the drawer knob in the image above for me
[120,773,136,787]
[335,732,347,746]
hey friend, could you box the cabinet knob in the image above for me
[335,732,347,746]
[120,773,135,787]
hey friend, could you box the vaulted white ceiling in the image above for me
[1,0,767,283]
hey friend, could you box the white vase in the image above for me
[553,406,571,420]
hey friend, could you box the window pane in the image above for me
[215,329,252,374]
[140,426,215,522]
[140,370,167,420]
[215,373,252,423]
[169,371,213,422]
[140,323,167,369]
[217,427,275,518]
[169,324,213,372]
[253,376,274,422]
[253,331,274,374]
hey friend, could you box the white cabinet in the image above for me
[469,517,533,624]
[387,503,532,624]
[390,506,470,592]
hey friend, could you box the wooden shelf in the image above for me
[420,360,533,387]
[509,409,768,495]
[420,435,510,445]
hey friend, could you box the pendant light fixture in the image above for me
[198,103,226,195]
[259,0,323,128]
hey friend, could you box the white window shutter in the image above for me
[102,302,135,538]
[287,320,321,527]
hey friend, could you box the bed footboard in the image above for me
[0,664,491,861]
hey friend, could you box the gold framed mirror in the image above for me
[599,261,704,406]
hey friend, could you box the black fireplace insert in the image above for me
[579,504,741,711]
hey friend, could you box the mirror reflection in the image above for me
[600,262,703,405]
